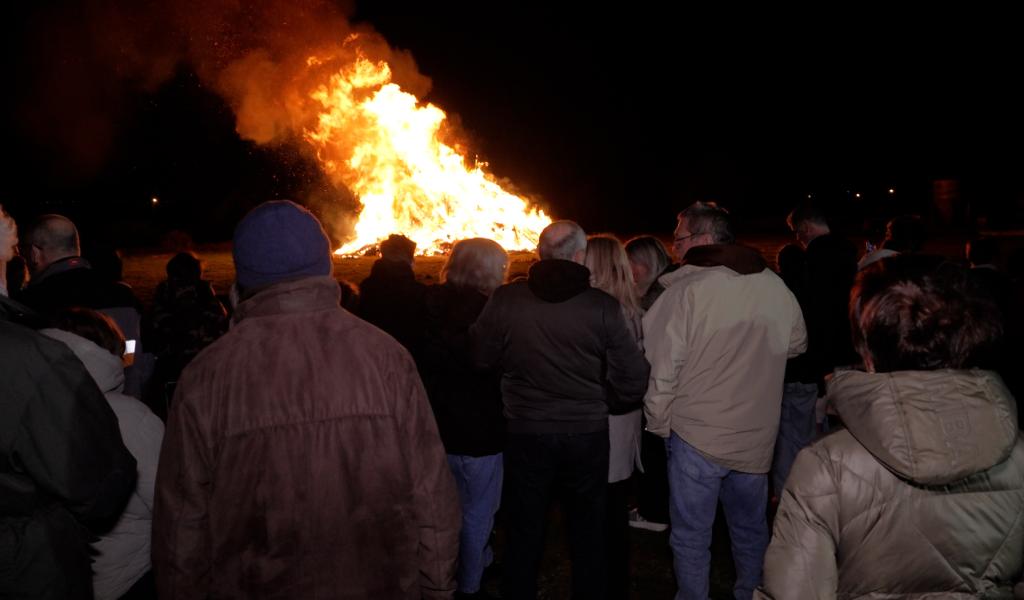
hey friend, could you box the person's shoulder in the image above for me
[581,286,620,308]
[663,264,724,294]
[0,319,68,359]
[805,427,873,474]
[107,391,163,431]
[808,233,858,261]
[0,321,96,409]
[0,317,35,340]
[488,279,528,301]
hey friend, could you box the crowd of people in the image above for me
[1,198,1023,599]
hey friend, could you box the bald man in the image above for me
[471,220,649,600]
[16,215,149,395]
[17,214,138,313]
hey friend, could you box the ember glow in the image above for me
[304,45,550,255]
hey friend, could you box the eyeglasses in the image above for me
[673,232,698,243]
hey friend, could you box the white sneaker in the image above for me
[627,507,668,532]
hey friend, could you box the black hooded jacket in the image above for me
[471,259,650,433]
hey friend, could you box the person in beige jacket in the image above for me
[643,201,807,599]
[757,255,1024,599]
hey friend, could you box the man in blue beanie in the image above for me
[153,200,460,599]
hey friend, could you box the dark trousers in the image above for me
[638,429,670,523]
[502,430,609,600]
[606,479,631,599]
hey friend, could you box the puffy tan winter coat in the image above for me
[757,369,1024,599]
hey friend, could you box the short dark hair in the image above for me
[883,215,926,253]
[166,252,202,282]
[851,255,1001,372]
[966,237,999,266]
[776,243,806,293]
[380,234,416,261]
[679,201,734,244]
[89,248,124,282]
[786,203,828,230]
[51,307,126,357]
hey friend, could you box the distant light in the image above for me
[855,193,861,198]
[151,197,159,205]
[888,188,895,194]
[807,194,813,199]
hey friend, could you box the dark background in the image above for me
[3,1,1022,245]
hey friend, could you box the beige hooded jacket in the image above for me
[757,369,1024,599]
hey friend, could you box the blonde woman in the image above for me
[420,237,508,598]
[585,234,643,599]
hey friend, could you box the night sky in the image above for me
[3,2,1022,245]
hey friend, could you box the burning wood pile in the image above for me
[301,36,551,256]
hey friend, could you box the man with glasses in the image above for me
[643,201,807,599]
[16,214,150,397]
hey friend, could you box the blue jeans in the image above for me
[772,382,819,494]
[666,434,768,600]
[447,453,504,593]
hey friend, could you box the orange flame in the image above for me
[304,48,550,255]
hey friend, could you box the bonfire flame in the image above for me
[304,48,550,255]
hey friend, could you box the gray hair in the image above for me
[441,238,509,295]
[679,202,734,244]
[537,220,587,261]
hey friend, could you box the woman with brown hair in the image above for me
[757,255,1024,598]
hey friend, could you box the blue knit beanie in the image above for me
[233,200,333,289]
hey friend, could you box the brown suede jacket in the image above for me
[153,276,460,599]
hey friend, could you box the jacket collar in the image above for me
[233,276,341,324]
[680,244,766,274]
[527,259,591,303]
[30,256,90,286]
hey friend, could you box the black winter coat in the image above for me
[358,258,427,356]
[471,259,649,433]
[0,320,137,599]
[420,283,504,456]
